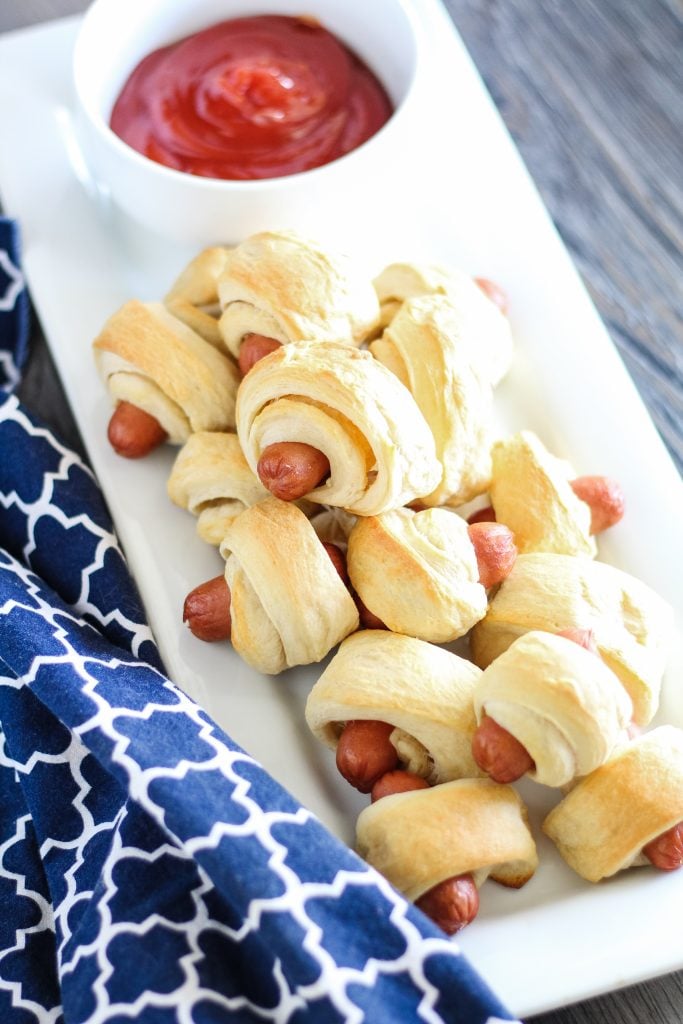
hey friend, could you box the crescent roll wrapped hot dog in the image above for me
[346,507,516,643]
[373,261,457,331]
[471,553,674,727]
[305,630,484,789]
[472,631,633,787]
[236,341,441,513]
[488,431,625,556]
[543,726,683,881]
[356,778,538,933]
[372,262,513,384]
[164,246,232,348]
[187,497,358,675]
[370,295,495,506]
[217,230,380,373]
[167,432,269,545]
[93,300,240,458]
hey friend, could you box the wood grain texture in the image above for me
[1,2,682,1022]
[443,0,683,476]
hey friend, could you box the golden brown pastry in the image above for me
[93,300,240,443]
[164,246,232,348]
[372,261,513,384]
[346,507,487,643]
[489,430,596,557]
[470,553,674,727]
[217,229,380,360]
[305,629,484,784]
[236,341,441,515]
[167,432,268,545]
[543,726,683,881]
[370,295,494,506]
[218,498,359,675]
[472,631,633,787]
[356,778,538,900]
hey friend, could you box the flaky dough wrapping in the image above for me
[219,498,358,675]
[346,507,486,643]
[543,726,683,881]
[370,295,494,506]
[489,430,596,557]
[236,342,441,515]
[474,631,633,787]
[217,230,379,358]
[372,262,513,385]
[167,432,268,545]
[305,630,483,784]
[165,246,232,348]
[93,300,240,443]
[356,779,538,901]
[470,553,674,727]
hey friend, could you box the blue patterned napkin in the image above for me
[0,217,519,1024]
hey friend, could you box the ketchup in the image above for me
[110,15,393,180]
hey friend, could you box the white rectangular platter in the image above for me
[0,8,682,1019]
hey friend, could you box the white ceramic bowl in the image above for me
[73,0,423,247]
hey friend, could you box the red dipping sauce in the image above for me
[110,15,394,181]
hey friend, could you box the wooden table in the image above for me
[1,2,681,1022]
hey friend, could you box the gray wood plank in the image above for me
[443,0,683,475]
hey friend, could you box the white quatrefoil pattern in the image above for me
[0,220,28,393]
[0,220,520,1023]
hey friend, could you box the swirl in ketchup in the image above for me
[110,15,393,180]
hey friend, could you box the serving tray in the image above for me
[0,7,681,1017]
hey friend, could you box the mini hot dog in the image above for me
[306,630,484,792]
[473,277,508,316]
[107,401,168,458]
[370,770,430,802]
[488,430,627,557]
[471,630,633,787]
[543,726,683,882]
[237,341,440,514]
[257,442,331,501]
[471,552,674,728]
[347,509,516,645]
[320,542,349,585]
[183,575,232,641]
[336,720,399,793]
[471,714,536,784]
[466,521,517,590]
[415,874,480,935]
[184,530,350,643]
[371,262,514,386]
[471,626,600,782]
[318,535,387,630]
[237,334,282,376]
[217,230,380,362]
[93,301,240,458]
[643,821,683,871]
[366,768,482,934]
[466,505,496,525]
[356,778,538,936]
[569,475,625,534]
[351,520,516,653]
[467,473,625,536]
[185,498,358,675]
[355,595,388,631]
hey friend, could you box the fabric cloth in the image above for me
[0,217,519,1024]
